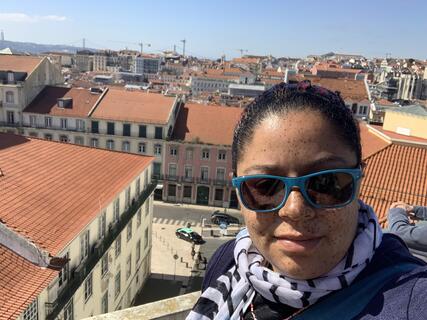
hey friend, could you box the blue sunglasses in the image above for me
[232,168,362,212]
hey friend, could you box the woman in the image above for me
[187,81,427,320]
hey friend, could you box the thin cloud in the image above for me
[0,13,67,23]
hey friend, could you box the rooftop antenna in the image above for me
[173,44,176,53]
[0,30,4,42]
[237,49,248,57]
[83,38,86,49]
[180,39,186,57]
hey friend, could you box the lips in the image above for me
[274,234,323,253]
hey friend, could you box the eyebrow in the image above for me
[241,155,350,175]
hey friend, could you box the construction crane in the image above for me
[138,42,151,54]
[236,49,248,57]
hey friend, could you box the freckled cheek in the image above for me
[243,213,274,238]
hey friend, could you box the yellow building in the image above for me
[383,105,427,139]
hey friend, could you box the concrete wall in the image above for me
[383,111,427,139]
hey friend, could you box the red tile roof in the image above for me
[24,86,101,118]
[0,133,153,255]
[0,55,44,76]
[359,123,391,159]
[92,89,177,124]
[295,75,369,101]
[172,103,242,146]
[360,144,427,227]
[0,244,57,320]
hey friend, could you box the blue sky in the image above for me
[1,0,426,59]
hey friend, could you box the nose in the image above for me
[277,188,316,221]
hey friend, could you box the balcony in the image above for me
[45,180,157,320]
[22,123,88,133]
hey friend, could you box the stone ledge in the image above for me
[85,291,200,320]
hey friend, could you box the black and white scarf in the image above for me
[187,201,383,320]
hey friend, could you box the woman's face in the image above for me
[237,110,360,280]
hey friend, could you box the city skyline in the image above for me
[1,0,426,60]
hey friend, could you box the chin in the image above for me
[271,258,326,280]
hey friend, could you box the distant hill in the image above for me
[0,40,97,54]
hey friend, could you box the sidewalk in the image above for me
[154,200,240,215]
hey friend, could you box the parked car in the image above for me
[211,211,240,226]
[175,227,206,245]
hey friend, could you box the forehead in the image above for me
[238,111,357,175]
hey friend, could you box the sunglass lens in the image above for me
[241,177,285,211]
[306,172,354,206]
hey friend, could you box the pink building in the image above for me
[161,103,242,208]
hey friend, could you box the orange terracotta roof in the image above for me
[298,75,369,101]
[92,89,176,124]
[0,133,153,255]
[172,103,242,145]
[24,86,101,118]
[0,55,43,76]
[369,125,427,144]
[360,144,427,227]
[0,244,57,320]
[232,57,261,64]
[359,123,391,159]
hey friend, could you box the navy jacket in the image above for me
[202,233,427,319]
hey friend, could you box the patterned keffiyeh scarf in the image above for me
[187,201,383,320]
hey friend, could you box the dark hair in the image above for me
[232,81,362,173]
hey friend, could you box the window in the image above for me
[6,111,14,124]
[168,184,176,197]
[352,103,358,114]
[201,149,210,160]
[136,178,141,195]
[123,123,131,136]
[214,188,224,201]
[154,144,162,155]
[114,198,120,222]
[136,239,141,263]
[218,150,226,161]
[168,163,177,178]
[145,201,149,216]
[106,139,115,150]
[59,135,69,143]
[80,230,90,261]
[107,122,115,135]
[170,146,178,156]
[7,72,14,83]
[64,300,73,320]
[216,168,225,181]
[23,299,38,320]
[183,185,192,198]
[122,141,130,152]
[115,270,121,298]
[155,126,163,139]
[60,118,68,129]
[153,162,161,178]
[101,253,109,277]
[201,167,209,181]
[76,119,85,131]
[99,211,106,239]
[138,143,146,154]
[58,252,69,287]
[5,91,14,103]
[45,116,52,128]
[115,234,121,257]
[44,133,52,141]
[137,208,142,227]
[29,115,37,127]
[84,272,93,301]
[126,187,131,208]
[186,148,193,160]
[101,290,108,314]
[144,227,149,249]
[139,125,147,138]
[184,166,193,180]
[91,121,99,134]
[91,138,99,148]
[75,136,84,145]
[126,254,132,279]
[127,221,132,242]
